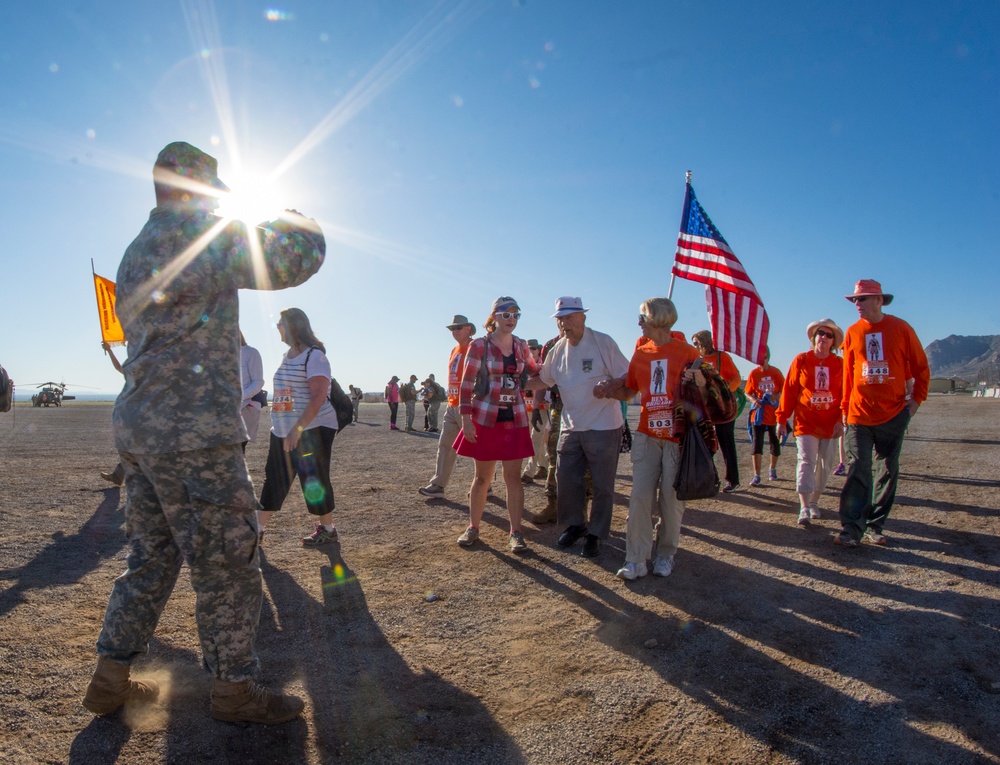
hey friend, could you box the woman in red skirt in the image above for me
[454,296,540,553]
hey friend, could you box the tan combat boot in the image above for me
[527,496,557,525]
[82,657,159,715]
[211,679,304,724]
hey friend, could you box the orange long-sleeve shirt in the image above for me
[776,351,843,438]
[745,365,784,427]
[842,314,929,426]
[703,351,741,392]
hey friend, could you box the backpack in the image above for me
[328,378,354,431]
[0,365,12,413]
[304,348,353,431]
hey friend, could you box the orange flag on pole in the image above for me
[93,270,125,346]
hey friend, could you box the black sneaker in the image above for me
[557,524,588,548]
[722,482,739,493]
[582,534,601,558]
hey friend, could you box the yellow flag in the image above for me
[94,273,125,345]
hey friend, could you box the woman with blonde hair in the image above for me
[256,308,340,546]
[453,296,540,553]
[597,298,703,580]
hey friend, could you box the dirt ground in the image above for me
[0,396,998,765]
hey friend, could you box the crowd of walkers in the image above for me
[410,280,928,571]
[80,140,930,728]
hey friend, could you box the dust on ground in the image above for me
[0,396,998,764]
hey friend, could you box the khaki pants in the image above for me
[624,432,684,564]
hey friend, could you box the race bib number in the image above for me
[447,386,459,398]
[648,414,673,431]
[810,392,835,409]
[646,399,674,434]
[861,361,890,383]
[272,388,293,413]
[498,393,517,405]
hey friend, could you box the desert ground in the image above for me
[0,396,998,765]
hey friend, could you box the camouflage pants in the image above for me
[96,445,263,682]
[544,407,562,498]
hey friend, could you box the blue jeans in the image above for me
[556,427,622,539]
[838,408,910,540]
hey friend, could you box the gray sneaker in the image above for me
[616,561,648,580]
[833,531,859,548]
[509,530,528,553]
[418,483,445,498]
[302,525,338,547]
[457,526,480,547]
[652,556,675,577]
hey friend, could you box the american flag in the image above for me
[672,180,770,365]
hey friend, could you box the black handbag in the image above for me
[673,421,720,500]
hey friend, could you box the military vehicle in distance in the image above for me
[31,382,76,407]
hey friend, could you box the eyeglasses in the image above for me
[850,296,870,304]
[815,330,835,339]
[495,311,520,320]
[638,314,648,324]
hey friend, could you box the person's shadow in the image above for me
[256,547,523,763]
[68,547,522,764]
[0,488,125,618]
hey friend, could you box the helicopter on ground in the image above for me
[30,382,76,407]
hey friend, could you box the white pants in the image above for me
[795,434,837,505]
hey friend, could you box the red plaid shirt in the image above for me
[459,335,541,428]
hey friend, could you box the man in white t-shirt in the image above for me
[529,297,628,558]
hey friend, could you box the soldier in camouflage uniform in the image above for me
[82,141,325,725]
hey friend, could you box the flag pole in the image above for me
[667,171,692,300]
[92,259,101,349]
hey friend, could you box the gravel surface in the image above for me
[0,396,998,764]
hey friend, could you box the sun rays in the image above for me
[0,0,485,307]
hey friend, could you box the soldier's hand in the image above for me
[531,408,543,432]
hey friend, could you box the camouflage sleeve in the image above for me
[230,214,326,291]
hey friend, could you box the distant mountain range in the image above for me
[925,335,1000,380]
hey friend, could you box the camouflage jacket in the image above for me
[113,205,325,454]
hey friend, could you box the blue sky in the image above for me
[1,0,997,397]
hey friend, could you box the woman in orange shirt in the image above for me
[691,330,742,492]
[596,298,703,581]
[745,349,784,485]
[775,319,844,526]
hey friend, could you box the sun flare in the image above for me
[215,173,288,225]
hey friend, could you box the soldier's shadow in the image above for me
[259,548,523,764]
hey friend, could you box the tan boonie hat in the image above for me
[806,318,844,348]
[446,315,474,330]
[154,141,229,192]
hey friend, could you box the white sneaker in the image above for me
[651,556,675,577]
[616,561,648,580]
[797,508,810,525]
[809,504,821,519]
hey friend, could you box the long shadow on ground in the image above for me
[259,547,523,764]
[0,487,125,617]
[487,540,999,764]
